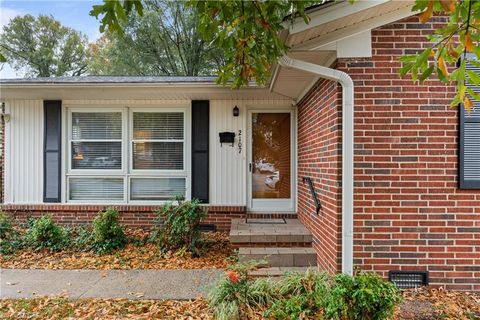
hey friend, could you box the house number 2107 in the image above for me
[238,130,242,154]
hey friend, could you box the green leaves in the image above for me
[90,0,144,35]
[1,14,88,77]
[403,0,480,110]
[151,197,207,256]
[188,0,318,87]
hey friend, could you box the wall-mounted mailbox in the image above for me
[219,132,235,147]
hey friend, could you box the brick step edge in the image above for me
[230,234,313,244]
[238,247,317,267]
[248,267,312,277]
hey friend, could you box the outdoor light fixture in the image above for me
[1,113,11,123]
[233,106,239,117]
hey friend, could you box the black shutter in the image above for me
[191,100,209,203]
[459,60,480,189]
[43,100,62,202]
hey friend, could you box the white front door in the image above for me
[247,110,295,212]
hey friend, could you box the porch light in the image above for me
[233,106,239,117]
[1,113,11,123]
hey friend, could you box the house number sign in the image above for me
[238,129,242,154]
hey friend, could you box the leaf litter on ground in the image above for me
[0,230,233,270]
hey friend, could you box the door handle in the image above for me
[249,163,252,172]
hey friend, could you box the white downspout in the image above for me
[278,56,354,275]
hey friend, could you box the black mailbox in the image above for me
[219,132,235,147]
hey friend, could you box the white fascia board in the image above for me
[293,4,414,51]
[289,0,390,35]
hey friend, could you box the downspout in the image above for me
[278,56,354,275]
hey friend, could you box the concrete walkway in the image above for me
[0,269,222,300]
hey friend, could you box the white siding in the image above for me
[209,100,293,205]
[4,100,44,203]
[3,98,292,205]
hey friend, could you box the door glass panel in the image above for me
[252,113,291,199]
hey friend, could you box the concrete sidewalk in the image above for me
[0,269,222,300]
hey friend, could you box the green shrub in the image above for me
[0,232,25,254]
[151,197,207,256]
[265,269,329,320]
[208,261,276,320]
[208,267,402,320]
[26,214,70,251]
[0,212,14,240]
[324,272,401,320]
[68,225,94,251]
[91,208,127,254]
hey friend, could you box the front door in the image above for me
[247,111,294,212]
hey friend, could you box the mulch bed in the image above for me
[1,287,478,320]
[0,231,234,270]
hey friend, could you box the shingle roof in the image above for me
[0,76,218,84]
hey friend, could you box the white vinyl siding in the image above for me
[3,100,44,203]
[209,100,294,205]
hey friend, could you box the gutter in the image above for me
[278,56,354,275]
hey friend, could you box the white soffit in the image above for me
[287,0,415,50]
[271,51,336,100]
[271,0,415,101]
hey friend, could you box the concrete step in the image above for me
[230,219,313,246]
[248,267,312,278]
[238,247,317,267]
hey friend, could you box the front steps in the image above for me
[238,247,317,267]
[230,218,317,276]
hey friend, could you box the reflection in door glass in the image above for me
[252,113,291,199]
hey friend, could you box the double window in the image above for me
[66,107,189,202]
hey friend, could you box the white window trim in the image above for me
[64,104,191,204]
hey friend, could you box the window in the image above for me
[460,102,480,189]
[67,107,188,202]
[71,112,123,170]
[130,177,186,201]
[132,112,184,170]
[459,57,480,189]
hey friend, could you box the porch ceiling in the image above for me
[270,51,336,100]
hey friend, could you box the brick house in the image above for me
[1,1,479,290]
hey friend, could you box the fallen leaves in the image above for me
[0,296,213,320]
[1,288,478,320]
[394,287,480,320]
[0,230,233,270]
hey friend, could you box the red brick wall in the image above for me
[1,204,246,231]
[297,78,342,274]
[338,15,479,291]
[298,14,480,290]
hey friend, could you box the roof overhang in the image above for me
[1,1,416,103]
[0,80,292,101]
[271,0,415,102]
